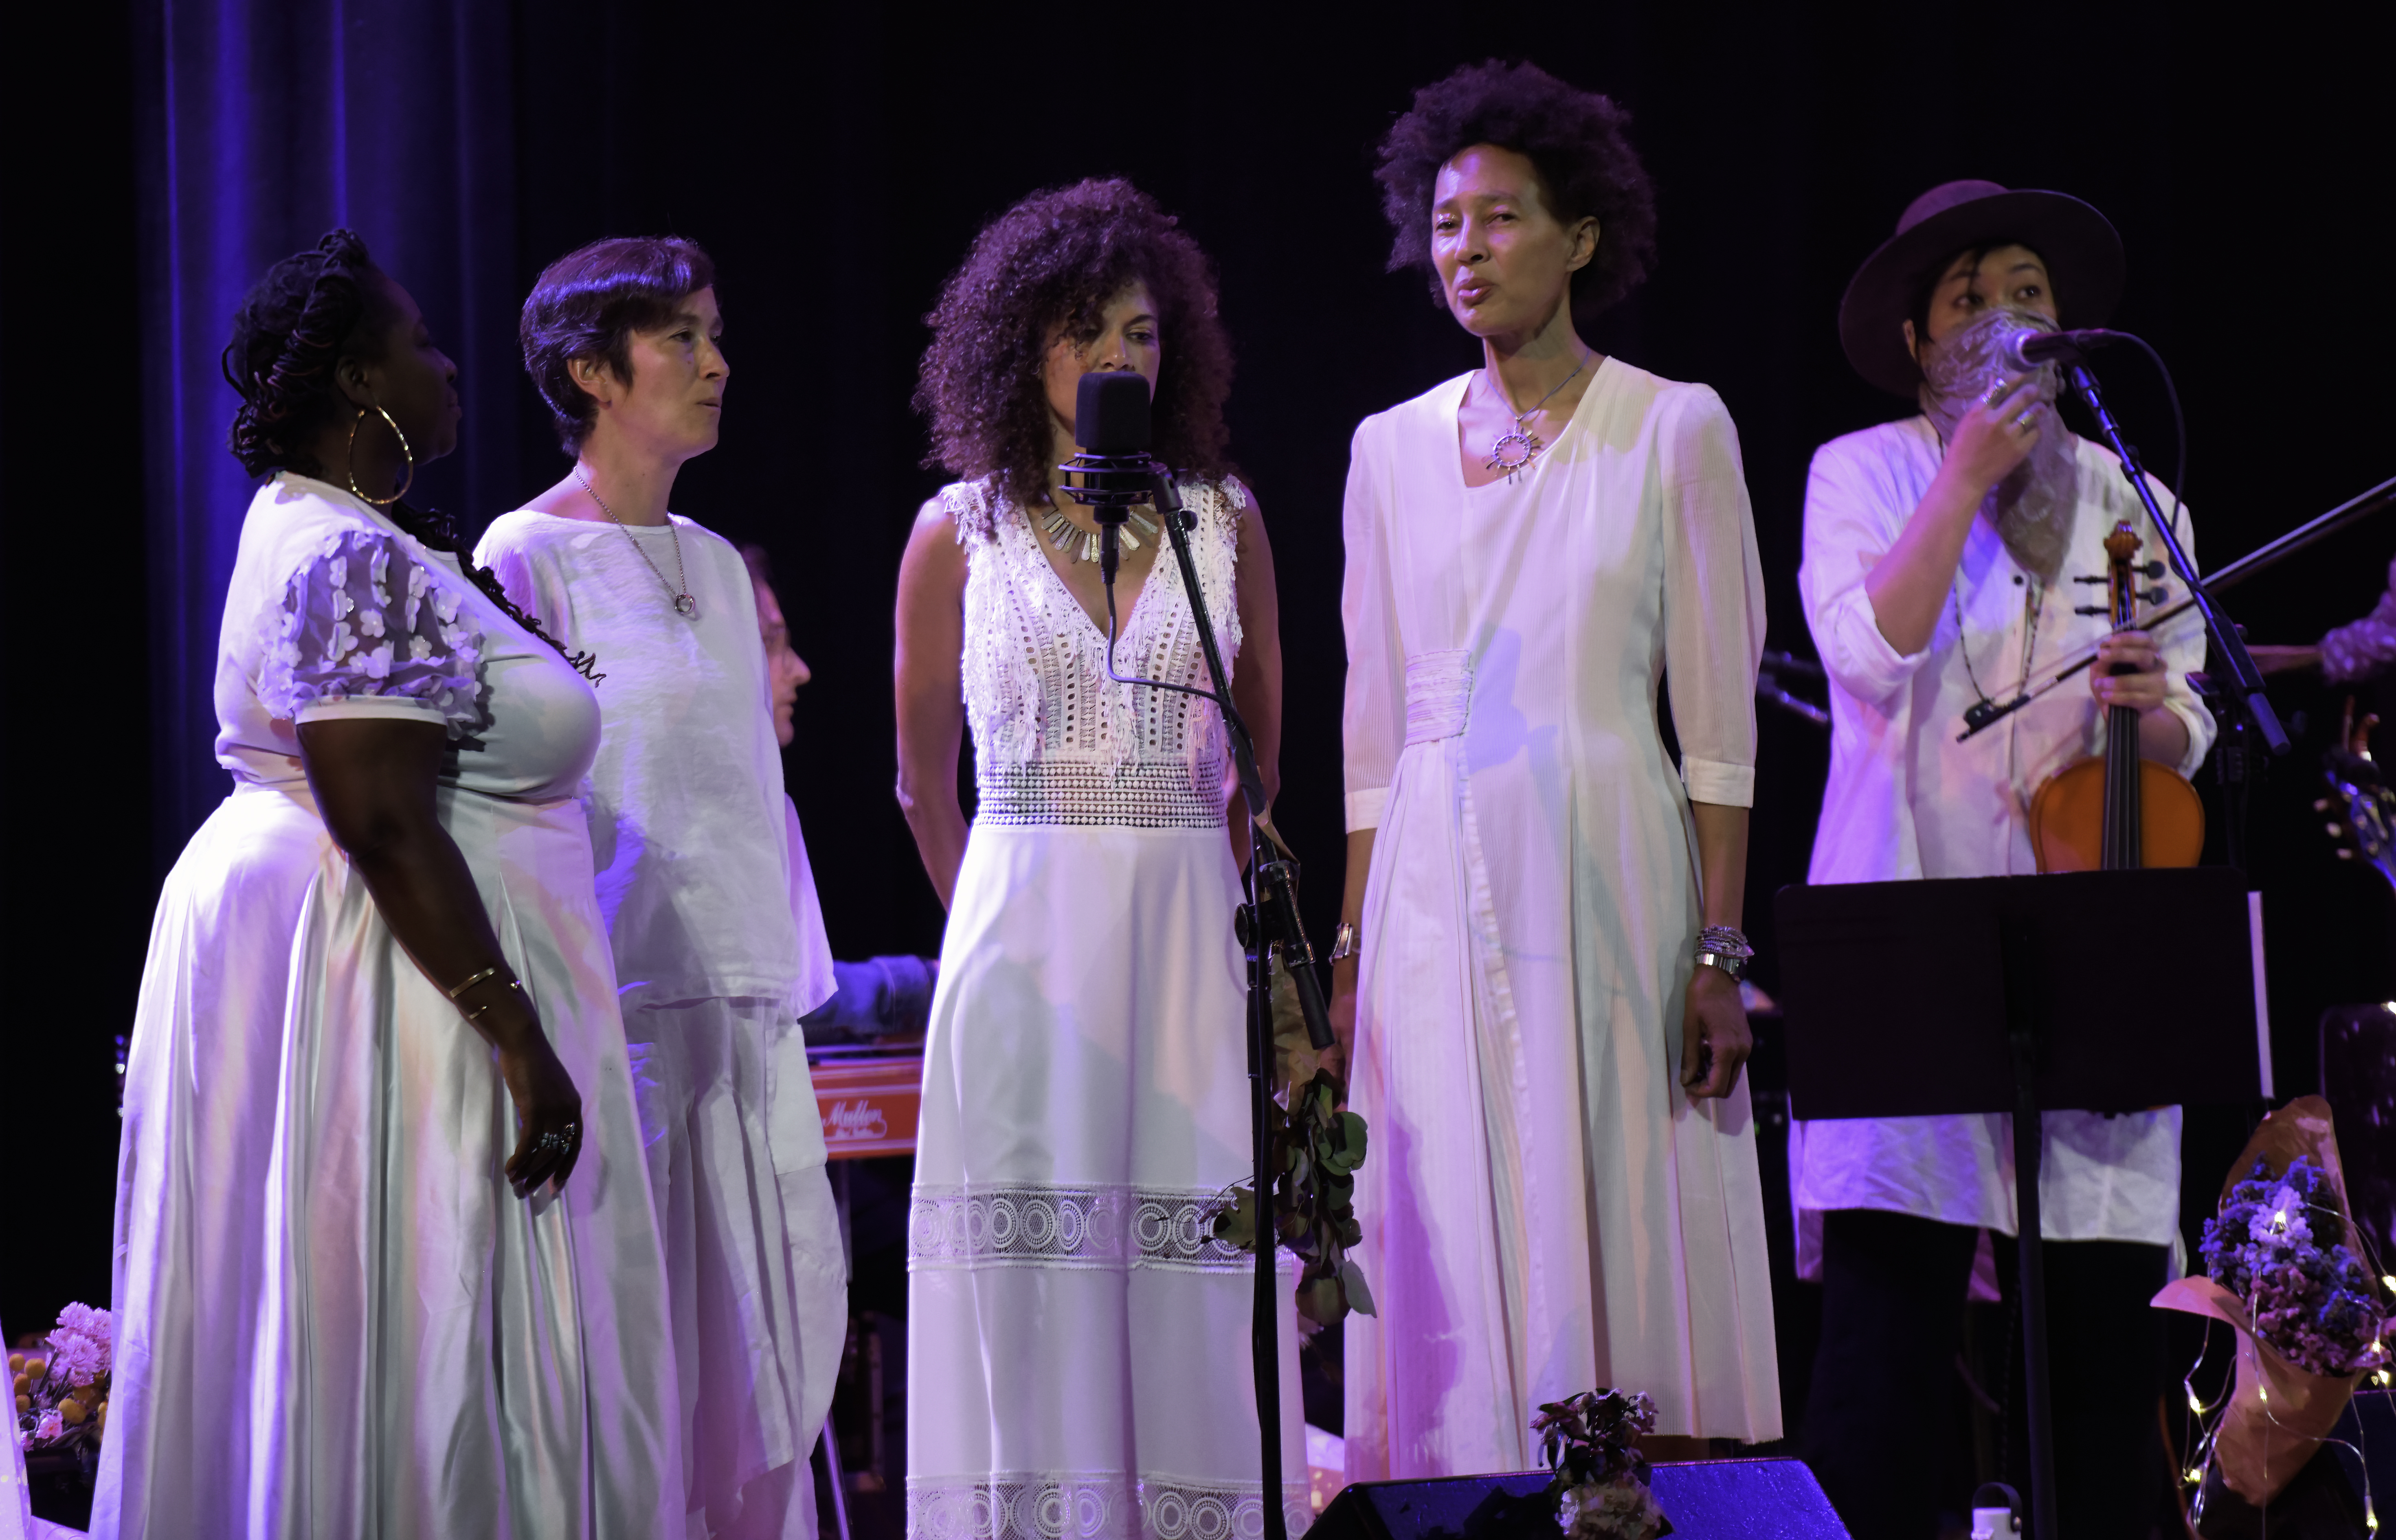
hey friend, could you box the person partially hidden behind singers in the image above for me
[1792,181,2216,1538]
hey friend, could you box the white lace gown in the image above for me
[1339,362,1782,1472]
[96,474,682,1540]
[906,480,1306,1540]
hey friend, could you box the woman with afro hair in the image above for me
[1329,61,1781,1471]
[96,232,681,1538]
[893,178,1300,1535]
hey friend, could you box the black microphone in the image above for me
[1061,370,1157,589]
[1997,326,2126,371]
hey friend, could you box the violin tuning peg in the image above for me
[2315,799,2334,812]
[2140,561,2168,579]
[2143,587,2170,604]
[2336,848,2355,860]
[2074,605,2108,616]
[2073,575,2111,585]
[2326,824,2345,837]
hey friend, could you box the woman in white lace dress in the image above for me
[97,232,680,1540]
[893,179,1302,1539]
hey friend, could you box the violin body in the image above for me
[2029,755,2205,871]
[2029,521,2205,874]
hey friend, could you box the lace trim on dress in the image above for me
[975,762,1223,829]
[257,526,487,737]
[948,476,1246,793]
[907,1184,1253,1272]
[905,1470,1311,1540]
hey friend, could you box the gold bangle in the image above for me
[463,981,525,1022]
[446,965,505,1000]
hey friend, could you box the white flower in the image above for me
[45,1331,103,1388]
[357,609,386,640]
[359,643,395,681]
[326,555,347,590]
[321,620,357,665]
[441,623,473,653]
[369,546,392,606]
[409,635,435,661]
[31,1409,63,1444]
[54,1303,111,1347]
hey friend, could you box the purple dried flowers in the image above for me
[2198,1156,2391,1379]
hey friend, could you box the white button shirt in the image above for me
[1787,416,2215,1275]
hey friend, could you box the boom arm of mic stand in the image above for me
[1957,473,2396,740]
[1149,471,1336,1054]
[2064,360,2288,756]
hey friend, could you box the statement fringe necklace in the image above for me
[1040,504,1160,565]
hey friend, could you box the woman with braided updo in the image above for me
[96,230,681,1540]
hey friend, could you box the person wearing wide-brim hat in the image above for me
[1788,181,2214,1537]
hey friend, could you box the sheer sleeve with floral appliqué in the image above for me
[258,527,488,736]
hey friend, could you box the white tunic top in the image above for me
[1340,361,1782,1467]
[477,510,835,1016]
[1790,416,2215,1272]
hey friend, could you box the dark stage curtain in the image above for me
[134,0,523,863]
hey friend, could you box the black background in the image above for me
[6,0,2392,1447]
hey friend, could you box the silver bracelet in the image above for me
[1328,921,1358,963]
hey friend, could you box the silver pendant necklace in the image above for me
[1039,502,1160,565]
[1485,351,1590,479]
[577,467,696,618]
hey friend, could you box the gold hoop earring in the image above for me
[347,401,415,507]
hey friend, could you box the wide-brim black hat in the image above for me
[1838,180,2125,397]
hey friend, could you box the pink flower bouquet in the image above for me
[12,1301,112,1455]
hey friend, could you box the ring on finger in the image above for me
[1983,384,2009,407]
[2014,408,2038,430]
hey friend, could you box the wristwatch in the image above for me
[1328,921,1358,963]
[1694,948,1748,983]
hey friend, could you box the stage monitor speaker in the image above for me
[1308,1461,1848,1540]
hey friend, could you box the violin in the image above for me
[2028,522,2206,871]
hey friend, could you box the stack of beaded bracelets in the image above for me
[446,964,526,1021]
[1694,925,1755,983]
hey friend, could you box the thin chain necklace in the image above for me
[576,466,696,619]
[1484,350,1589,478]
[1955,573,2043,710]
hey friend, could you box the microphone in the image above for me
[1060,370,1157,589]
[1997,326,2125,372]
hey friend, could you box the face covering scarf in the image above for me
[1917,305,2082,584]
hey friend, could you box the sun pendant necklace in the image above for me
[577,467,696,618]
[1485,351,1590,480]
[1039,500,1161,565]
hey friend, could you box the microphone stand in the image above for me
[2062,360,2289,869]
[1067,462,1333,1540]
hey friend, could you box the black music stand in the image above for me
[1775,867,2270,1540]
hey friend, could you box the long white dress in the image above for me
[906,479,1307,1540]
[97,473,682,1540]
[478,510,845,1540]
[1339,362,1782,1474]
